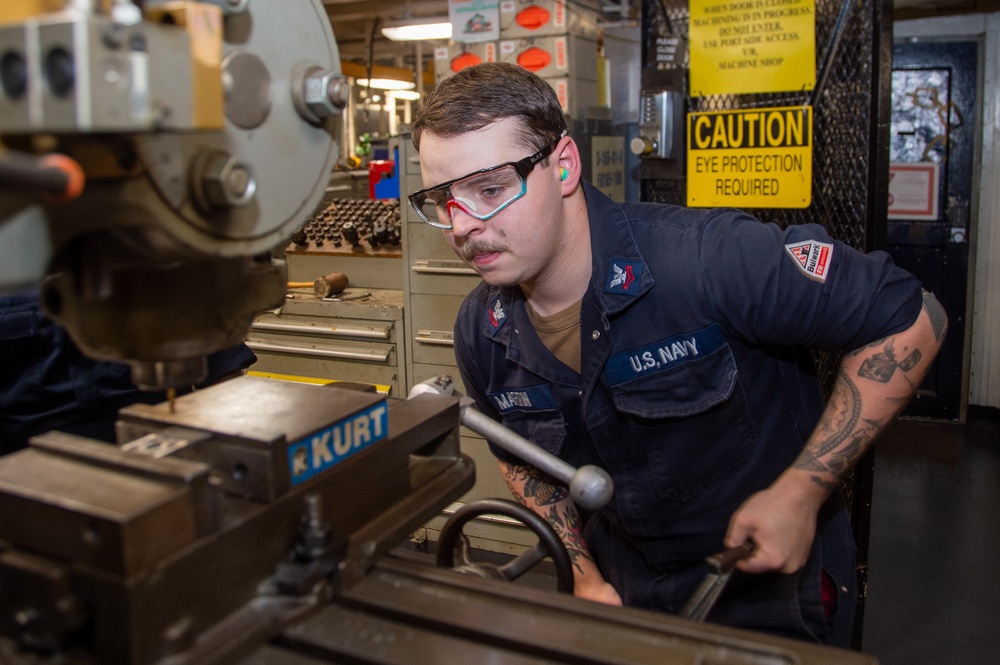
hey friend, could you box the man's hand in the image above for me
[727,292,946,576]
[724,470,825,573]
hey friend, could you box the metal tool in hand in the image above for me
[408,376,614,511]
[680,540,756,622]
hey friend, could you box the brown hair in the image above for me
[412,62,568,154]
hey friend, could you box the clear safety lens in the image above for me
[414,164,526,228]
[408,129,566,229]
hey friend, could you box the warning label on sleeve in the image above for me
[686,105,813,209]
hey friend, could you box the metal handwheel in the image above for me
[436,498,575,593]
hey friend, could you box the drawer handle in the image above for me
[250,321,391,340]
[246,341,391,363]
[412,259,478,276]
[415,330,454,347]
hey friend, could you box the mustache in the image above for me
[460,239,507,261]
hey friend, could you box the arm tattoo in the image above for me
[541,504,593,575]
[523,474,569,505]
[857,338,923,384]
[898,349,922,371]
[858,340,898,382]
[794,370,870,485]
[848,290,943,376]
[503,464,595,575]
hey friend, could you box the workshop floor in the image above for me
[862,413,1000,665]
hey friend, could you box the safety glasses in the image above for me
[408,130,567,229]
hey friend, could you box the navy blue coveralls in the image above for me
[453,182,923,646]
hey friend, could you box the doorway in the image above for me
[888,39,978,421]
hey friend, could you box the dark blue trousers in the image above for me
[587,500,857,648]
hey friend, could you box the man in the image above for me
[408,62,946,647]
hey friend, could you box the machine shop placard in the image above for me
[686,105,813,209]
[689,0,815,96]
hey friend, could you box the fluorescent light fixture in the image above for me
[356,77,416,91]
[390,90,421,101]
[381,17,452,41]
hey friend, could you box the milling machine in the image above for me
[0,2,879,664]
[0,0,346,390]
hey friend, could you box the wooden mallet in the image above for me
[287,271,349,297]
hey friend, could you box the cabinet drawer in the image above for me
[409,294,466,365]
[406,219,454,261]
[251,314,395,343]
[247,338,393,364]
[248,344,399,395]
[247,324,399,392]
[410,259,482,296]
[407,225,482,296]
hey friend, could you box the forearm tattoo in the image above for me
[794,370,882,490]
[523,474,569,506]
[503,464,594,575]
[539,503,591,575]
[795,291,944,491]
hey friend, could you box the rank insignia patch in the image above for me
[605,260,644,295]
[486,298,508,336]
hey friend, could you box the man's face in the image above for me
[417,118,567,288]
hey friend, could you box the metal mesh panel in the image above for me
[640,0,891,387]
[641,0,881,238]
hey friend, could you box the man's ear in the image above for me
[555,137,582,192]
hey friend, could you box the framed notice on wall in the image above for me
[887,162,940,221]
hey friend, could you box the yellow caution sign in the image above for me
[686,105,812,209]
